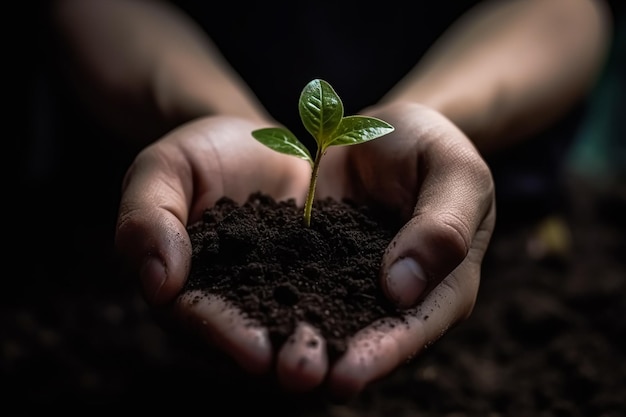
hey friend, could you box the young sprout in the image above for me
[251,78,394,227]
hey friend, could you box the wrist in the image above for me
[151,56,272,129]
[380,84,498,154]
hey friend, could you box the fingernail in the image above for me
[140,256,167,304]
[386,257,427,308]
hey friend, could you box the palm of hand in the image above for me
[118,108,495,400]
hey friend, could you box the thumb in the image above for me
[115,148,193,306]
[380,145,494,309]
[380,213,471,309]
[116,206,191,306]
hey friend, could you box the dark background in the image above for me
[5,1,626,414]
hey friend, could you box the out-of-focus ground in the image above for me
[4,3,624,416]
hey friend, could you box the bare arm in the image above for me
[380,0,613,154]
[52,0,271,144]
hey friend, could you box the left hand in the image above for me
[114,115,311,375]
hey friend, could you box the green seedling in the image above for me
[251,78,394,227]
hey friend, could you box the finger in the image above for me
[381,132,495,308]
[276,322,328,392]
[328,262,478,401]
[176,290,273,375]
[115,143,193,306]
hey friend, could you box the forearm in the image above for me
[52,0,270,144]
[380,0,612,155]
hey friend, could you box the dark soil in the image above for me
[4,176,626,416]
[183,192,403,361]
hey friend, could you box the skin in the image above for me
[52,0,612,401]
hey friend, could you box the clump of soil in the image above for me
[183,192,404,359]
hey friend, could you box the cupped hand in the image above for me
[115,104,495,399]
[114,115,311,374]
[278,101,497,400]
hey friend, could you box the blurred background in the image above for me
[4,1,626,414]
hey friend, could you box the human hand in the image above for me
[276,102,496,400]
[114,115,311,374]
[115,104,495,400]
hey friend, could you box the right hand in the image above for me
[282,101,497,399]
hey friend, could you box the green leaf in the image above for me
[329,115,395,147]
[299,79,343,147]
[251,127,313,164]
[249,78,395,228]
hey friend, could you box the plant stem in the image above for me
[303,147,323,227]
